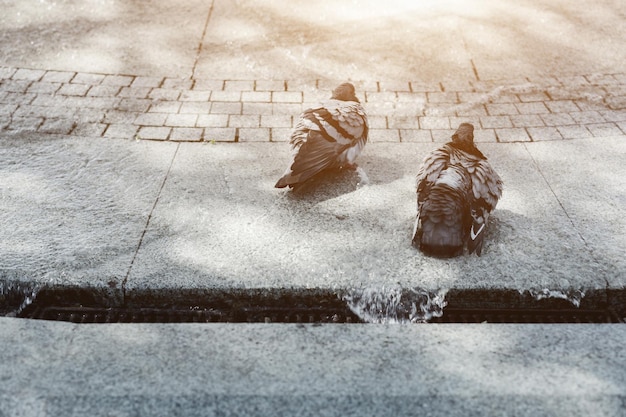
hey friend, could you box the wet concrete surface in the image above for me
[1,137,623,303]
[0,137,177,296]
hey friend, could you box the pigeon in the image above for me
[412,123,503,257]
[275,82,368,189]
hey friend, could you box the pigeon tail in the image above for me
[274,131,351,189]
[414,180,470,258]
[419,241,464,258]
[274,176,291,189]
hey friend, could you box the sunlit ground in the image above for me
[1,0,624,81]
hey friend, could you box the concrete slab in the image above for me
[0,317,75,397]
[195,0,476,81]
[1,135,620,304]
[524,137,626,289]
[0,136,177,294]
[126,140,612,297]
[0,0,211,78]
[461,1,626,80]
[2,1,625,82]
[1,318,625,416]
[194,0,626,82]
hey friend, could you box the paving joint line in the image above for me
[191,1,216,81]
[523,142,589,247]
[121,142,181,302]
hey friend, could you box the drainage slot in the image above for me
[4,286,625,324]
[18,305,358,324]
[17,305,623,324]
[429,308,623,324]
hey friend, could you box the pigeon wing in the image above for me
[470,159,503,210]
[416,144,452,207]
[275,130,349,188]
[275,99,367,189]
[466,158,503,255]
[324,101,368,143]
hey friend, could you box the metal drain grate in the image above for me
[17,305,624,324]
[8,286,626,324]
[18,305,360,324]
[429,308,624,324]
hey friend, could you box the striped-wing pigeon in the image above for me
[275,83,368,189]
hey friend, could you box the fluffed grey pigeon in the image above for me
[275,83,368,189]
[412,123,503,257]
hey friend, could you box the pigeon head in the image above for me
[331,83,359,102]
[451,123,474,145]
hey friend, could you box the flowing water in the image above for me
[528,288,585,308]
[0,280,40,317]
[0,279,607,323]
[343,286,448,323]
[355,166,370,188]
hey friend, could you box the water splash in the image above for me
[528,288,585,308]
[343,286,447,323]
[0,281,40,317]
[355,166,370,187]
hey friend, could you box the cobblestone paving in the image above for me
[1,66,625,143]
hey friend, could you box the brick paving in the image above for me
[1,66,625,143]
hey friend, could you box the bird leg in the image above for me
[340,162,358,170]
